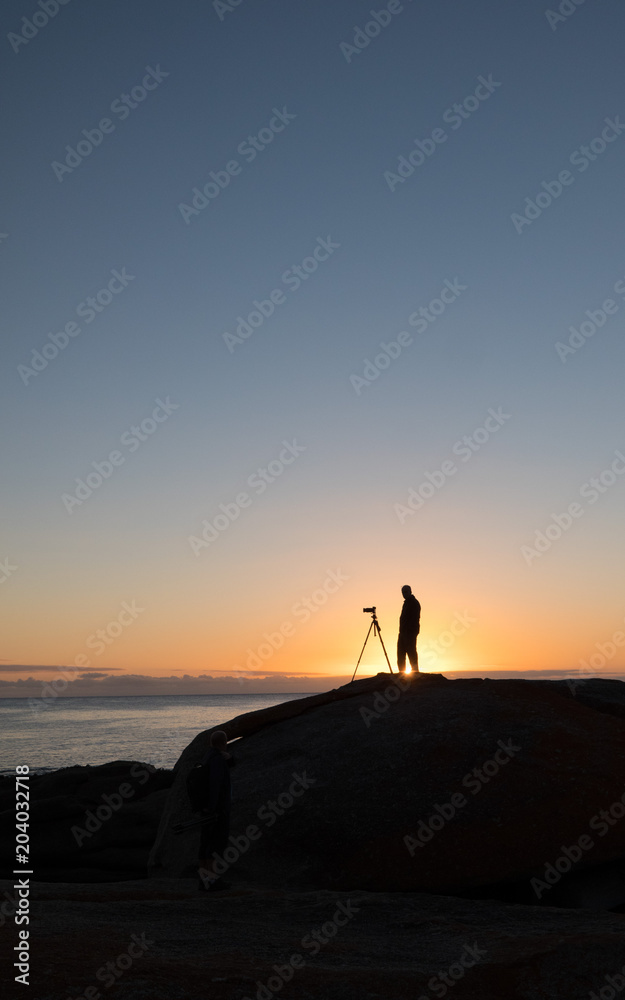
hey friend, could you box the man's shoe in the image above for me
[207,879,232,891]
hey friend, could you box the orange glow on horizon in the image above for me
[3,544,625,685]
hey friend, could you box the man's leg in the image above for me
[397,635,407,672]
[198,821,219,889]
[198,859,217,887]
[407,633,419,672]
[199,814,232,890]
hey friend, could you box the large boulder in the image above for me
[149,675,625,903]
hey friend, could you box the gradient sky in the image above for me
[2,0,624,694]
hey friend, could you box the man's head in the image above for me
[401,585,412,598]
[210,730,228,751]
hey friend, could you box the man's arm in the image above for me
[399,600,408,631]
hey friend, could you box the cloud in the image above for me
[1,666,622,700]
[190,668,332,676]
[0,670,351,698]
[445,668,625,679]
[0,664,123,673]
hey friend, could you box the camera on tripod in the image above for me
[352,604,393,681]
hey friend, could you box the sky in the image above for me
[1,0,624,696]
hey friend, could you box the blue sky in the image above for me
[1,0,624,692]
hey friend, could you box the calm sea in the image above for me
[0,694,310,774]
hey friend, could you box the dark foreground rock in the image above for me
[150,674,625,906]
[3,877,624,1000]
[0,761,172,882]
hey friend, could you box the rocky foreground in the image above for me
[3,877,625,1000]
[2,673,625,998]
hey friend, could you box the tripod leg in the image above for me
[375,624,394,674]
[352,620,375,682]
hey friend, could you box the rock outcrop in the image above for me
[0,761,172,882]
[149,674,625,908]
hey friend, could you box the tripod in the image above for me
[351,607,393,682]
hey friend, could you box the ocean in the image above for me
[0,693,310,774]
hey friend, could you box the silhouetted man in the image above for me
[397,584,420,673]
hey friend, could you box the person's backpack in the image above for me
[186,759,211,812]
